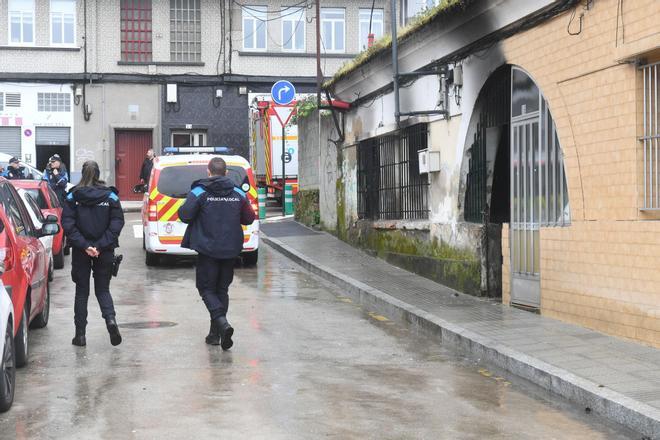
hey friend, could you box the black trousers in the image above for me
[196,254,235,320]
[71,248,116,328]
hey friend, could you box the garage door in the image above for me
[36,127,70,145]
[0,127,21,158]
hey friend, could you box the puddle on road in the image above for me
[119,321,178,329]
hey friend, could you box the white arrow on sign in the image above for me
[273,106,295,127]
[278,85,290,101]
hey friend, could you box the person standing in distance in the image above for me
[43,154,69,203]
[139,148,156,185]
[179,157,255,349]
[62,160,125,347]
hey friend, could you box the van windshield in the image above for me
[157,165,249,198]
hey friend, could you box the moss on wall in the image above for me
[294,189,320,226]
[344,223,482,296]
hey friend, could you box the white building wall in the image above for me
[0,83,74,168]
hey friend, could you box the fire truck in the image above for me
[249,94,302,202]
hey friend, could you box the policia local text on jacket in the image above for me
[179,167,256,350]
[62,171,125,347]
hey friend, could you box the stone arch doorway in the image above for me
[463,65,570,308]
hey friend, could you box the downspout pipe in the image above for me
[391,0,400,128]
[82,0,91,121]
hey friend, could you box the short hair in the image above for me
[208,157,227,176]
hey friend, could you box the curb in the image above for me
[263,235,660,439]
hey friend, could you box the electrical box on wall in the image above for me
[166,84,178,103]
[418,149,440,174]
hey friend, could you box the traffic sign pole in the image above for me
[282,124,286,215]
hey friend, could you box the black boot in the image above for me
[106,317,122,346]
[205,320,221,345]
[72,327,86,347]
[217,317,234,351]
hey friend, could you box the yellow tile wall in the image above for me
[497,0,660,347]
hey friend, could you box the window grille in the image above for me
[121,0,152,62]
[641,61,660,209]
[38,93,70,112]
[358,124,429,220]
[5,93,21,108]
[170,0,201,62]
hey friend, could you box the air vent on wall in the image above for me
[5,93,21,107]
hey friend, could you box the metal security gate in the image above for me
[510,67,569,308]
[0,127,21,159]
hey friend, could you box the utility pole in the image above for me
[315,0,322,107]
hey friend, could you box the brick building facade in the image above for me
[301,0,660,347]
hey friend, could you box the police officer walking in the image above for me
[43,154,69,203]
[62,160,125,347]
[179,157,255,350]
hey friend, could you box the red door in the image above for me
[115,130,152,201]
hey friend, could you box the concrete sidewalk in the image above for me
[262,220,660,439]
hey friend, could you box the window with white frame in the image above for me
[242,6,267,51]
[51,0,76,45]
[281,7,304,51]
[321,8,345,53]
[172,131,206,147]
[359,8,383,51]
[38,93,71,112]
[9,0,35,45]
[170,0,201,62]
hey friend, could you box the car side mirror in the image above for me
[41,223,60,237]
[45,214,59,223]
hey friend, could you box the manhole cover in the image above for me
[119,321,178,329]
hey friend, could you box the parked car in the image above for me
[0,177,59,367]
[10,180,66,268]
[17,189,54,282]
[0,276,15,413]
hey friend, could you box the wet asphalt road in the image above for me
[0,214,639,439]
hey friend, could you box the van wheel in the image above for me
[15,308,28,368]
[31,284,50,329]
[0,319,16,412]
[145,251,159,267]
[243,250,258,266]
[53,247,65,269]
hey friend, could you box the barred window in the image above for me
[121,0,152,62]
[358,124,429,220]
[38,93,71,112]
[0,93,3,111]
[170,0,201,62]
[641,61,660,209]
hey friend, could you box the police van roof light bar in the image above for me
[163,146,233,155]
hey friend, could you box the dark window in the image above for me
[25,188,48,210]
[23,192,46,224]
[0,185,27,236]
[157,165,248,198]
[357,124,429,220]
[121,0,153,62]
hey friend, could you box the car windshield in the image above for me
[157,165,249,199]
[25,188,48,209]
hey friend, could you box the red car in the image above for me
[10,180,66,269]
[0,177,59,367]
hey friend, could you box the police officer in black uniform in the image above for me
[179,157,255,349]
[5,157,28,180]
[62,160,125,347]
[43,154,69,203]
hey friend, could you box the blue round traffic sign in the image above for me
[271,80,296,105]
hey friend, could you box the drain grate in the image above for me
[119,321,178,329]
